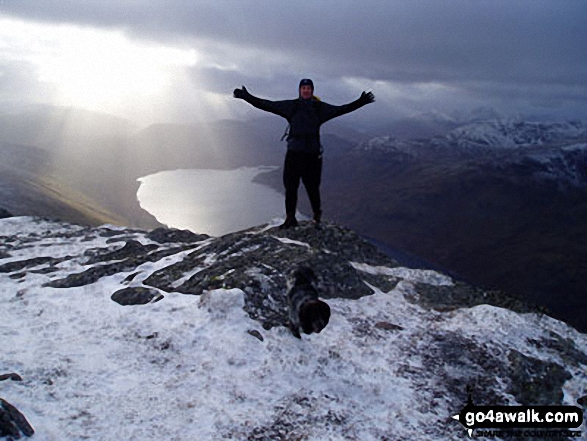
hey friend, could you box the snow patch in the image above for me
[273,236,312,248]
[350,262,454,286]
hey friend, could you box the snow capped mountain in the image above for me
[352,118,587,187]
[1,216,586,440]
[358,116,587,153]
[381,107,510,141]
[447,119,587,149]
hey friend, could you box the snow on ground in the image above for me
[1,217,586,440]
[350,262,454,287]
[273,236,312,249]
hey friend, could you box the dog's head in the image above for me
[299,299,331,335]
[291,265,317,286]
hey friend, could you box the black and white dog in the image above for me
[287,266,330,339]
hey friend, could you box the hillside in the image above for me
[1,216,586,440]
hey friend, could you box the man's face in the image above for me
[300,85,313,99]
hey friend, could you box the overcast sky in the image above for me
[0,1,586,126]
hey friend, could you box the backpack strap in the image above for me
[281,123,290,142]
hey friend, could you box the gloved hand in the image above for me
[360,91,375,105]
[233,86,249,99]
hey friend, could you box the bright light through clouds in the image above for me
[1,1,586,123]
[0,17,201,123]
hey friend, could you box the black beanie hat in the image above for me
[299,78,314,90]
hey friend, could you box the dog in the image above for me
[287,266,330,339]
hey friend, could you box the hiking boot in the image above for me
[279,216,299,230]
[313,210,322,225]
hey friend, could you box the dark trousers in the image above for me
[283,150,322,219]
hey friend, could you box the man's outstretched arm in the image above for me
[233,86,294,120]
[319,91,375,124]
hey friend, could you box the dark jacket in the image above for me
[242,92,368,154]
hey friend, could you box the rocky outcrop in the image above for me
[143,222,402,329]
[146,227,209,244]
[0,375,33,440]
[0,398,34,440]
[0,216,585,440]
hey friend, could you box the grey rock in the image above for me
[105,236,140,244]
[409,281,547,314]
[0,257,56,274]
[45,245,191,288]
[85,240,158,265]
[98,227,138,238]
[0,398,34,439]
[0,374,22,382]
[247,330,264,342]
[147,227,209,244]
[0,208,13,219]
[507,349,571,405]
[111,287,163,305]
[45,262,130,288]
[271,221,398,267]
[123,272,141,283]
[30,266,60,274]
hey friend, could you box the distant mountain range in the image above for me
[1,105,586,332]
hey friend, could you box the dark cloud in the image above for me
[1,0,586,120]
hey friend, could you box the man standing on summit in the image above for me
[234,79,374,229]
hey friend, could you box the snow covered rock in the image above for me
[0,216,586,440]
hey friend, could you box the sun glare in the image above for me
[0,17,200,121]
